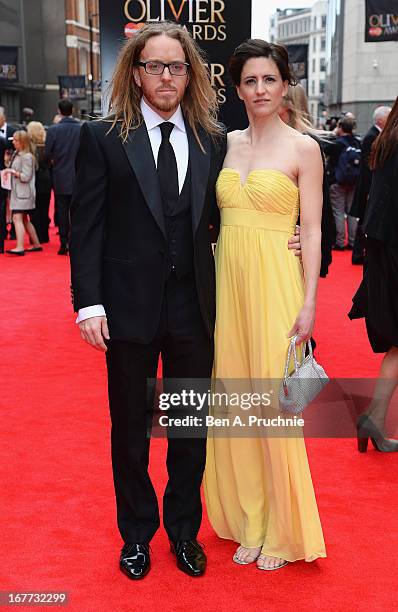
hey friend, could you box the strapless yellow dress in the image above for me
[204,168,326,562]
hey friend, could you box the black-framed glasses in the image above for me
[136,61,189,76]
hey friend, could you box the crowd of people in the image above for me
[0,88,391,270]
[0,100,81,255]
[2,22,397,579]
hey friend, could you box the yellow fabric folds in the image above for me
[204,168,326,562]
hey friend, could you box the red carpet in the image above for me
[1,227,397,612]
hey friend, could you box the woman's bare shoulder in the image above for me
[286,130,321,164]
[297,132,319,151]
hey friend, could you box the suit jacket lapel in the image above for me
[187,123,211,234]
[121,122,166,238]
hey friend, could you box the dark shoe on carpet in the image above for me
[26,246,43,252]
[57,246,69,255]
[120,543,150,580]
[357,414,398,453]
[352,257,364,265]
[170,539,206,577]
[6,249,25,256]
[332,245,345,251]
[345,244,353,250]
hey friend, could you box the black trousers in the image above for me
[55,194,72,247]
[0,188,7,250]
[30,192,51,243]
[105,271,213,544]
[352,222,366,263]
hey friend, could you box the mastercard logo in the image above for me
[125,22,145,38]
[368,26,383,37]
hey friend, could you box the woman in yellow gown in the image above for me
[204,40,326,570]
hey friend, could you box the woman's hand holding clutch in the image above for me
[287,303,315,345]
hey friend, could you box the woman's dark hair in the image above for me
[370,95,398,169]
[229,39,297,87]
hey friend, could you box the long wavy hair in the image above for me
[281,84,313,133]
[13,130,34,155]
[370,95,398,169]
[106,21,221,145]
[27,121,46,145]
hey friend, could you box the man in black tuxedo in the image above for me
[349,105,391,264]
[0,111,16,253]
[45,99,81,255]
[70,23,225,580]
[70,23,299,580]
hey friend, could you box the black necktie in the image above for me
[157,122,179,215]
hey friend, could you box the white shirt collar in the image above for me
[140,97,186,133]
[374,124,382,133]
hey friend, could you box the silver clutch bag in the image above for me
[279,335,329,414]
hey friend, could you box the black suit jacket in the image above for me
[350,124,380,219]
[363,148,398,248]
[307,133,335,277]
[0,124,17,170]
[70,119,226,343]
[45,116,82,195]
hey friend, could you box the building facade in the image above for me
[0,0,100,125]
[65,0,100,117]
[325,0,397,134]
[270,1,328,126]
[0,0,67,124]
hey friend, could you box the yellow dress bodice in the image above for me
[216,168,300,235]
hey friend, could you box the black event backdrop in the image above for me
[365,0,398,42]
[98,0,252,130]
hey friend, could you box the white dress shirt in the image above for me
[0,122,7,139]
[77,98,189,324]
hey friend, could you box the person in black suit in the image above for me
[70,23,300,580]
[70,22,224,581]
[349,106,391,264]
[349,96,398,452]
[0,111,17,253]
[45,99,81,254]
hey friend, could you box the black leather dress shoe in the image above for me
[170,540,206,577]
[120,543,150,580]
[57,246,69,255]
